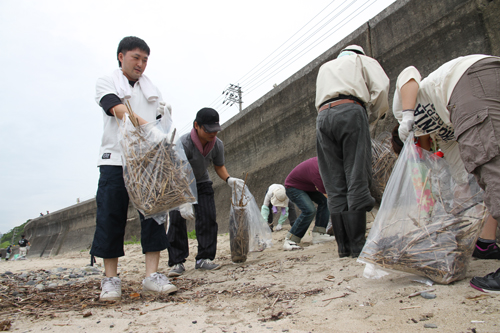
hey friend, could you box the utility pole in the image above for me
[222,84,243,112]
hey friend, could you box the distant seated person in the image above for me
[18,235,30,257]
[260,184,297,232]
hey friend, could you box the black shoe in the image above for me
[470,268,500,293]
[472,243,500,260]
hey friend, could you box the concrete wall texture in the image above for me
[24,0,500,257]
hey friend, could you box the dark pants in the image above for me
[316,104,375,213]
[90,165,169,258]
[285,187,329,241]
[167,181,218,266]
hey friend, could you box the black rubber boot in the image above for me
[330,213,350,258]
[341,211,367,258]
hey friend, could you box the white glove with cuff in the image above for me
[226,177,244,188]
[157,101,172,117]
[179,203,195,220]
[398,109,415,142]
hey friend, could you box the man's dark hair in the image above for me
[117,36,150,67]
[21,235,25,238]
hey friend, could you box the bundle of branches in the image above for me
[229,175,250,263]
[361,212,485,284]
[120,102,195,217]
[371,134,398,203]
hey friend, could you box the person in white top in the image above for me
[260,184,297,231]
[90,36,176,301]
[315,45,389,258]
[394,55,500,292]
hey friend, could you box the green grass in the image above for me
[187,230,197,240]
[124,235,140,245]
[0,241,10,249]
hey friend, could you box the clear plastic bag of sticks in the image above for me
[358,133,487,284]
[118,102,197,225]
[229,177,272,263]
[370,132,398,204]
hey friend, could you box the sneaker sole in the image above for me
[143,285,178,295]
[470,281,500,294]
[167,271,183,277]
[195,266,221,271]
[100,295,121,301]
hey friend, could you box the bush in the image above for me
[124,235,140,245]
[187,230,197,240]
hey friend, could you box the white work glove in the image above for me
[275,224,283,231]
[179,203,195,220]
[398,110,415,142]
[226,177,244,188]
[148,126,168,143]
[157,101,172,117]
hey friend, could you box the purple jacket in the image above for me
[284,157,326,194]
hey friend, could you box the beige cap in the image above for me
[271,187,289,207]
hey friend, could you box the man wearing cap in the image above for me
[315,45,390,258]
[18,235,30,258]
[283,157,334,250]
[167,108,244,277]
[260,184,297,231]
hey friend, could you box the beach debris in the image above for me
[408,288,436,298]
[420,292,437,299]
[424,323,437,328]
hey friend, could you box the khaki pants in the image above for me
[449,57,500,220]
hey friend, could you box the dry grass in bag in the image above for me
[229,174,250,263]
[119,101,195,217]
[371,135,398,203]
[361,193,487,284]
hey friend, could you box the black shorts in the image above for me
[90,165,169,258]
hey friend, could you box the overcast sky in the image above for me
[0,0,396,234]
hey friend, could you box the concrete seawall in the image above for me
[24,0,500,256]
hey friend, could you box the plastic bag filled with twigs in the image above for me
[118,107,196,225]
[370,132,398,204]
[229,179,272,263]
[358,133,487,284]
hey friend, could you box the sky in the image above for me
[0,0,396,234]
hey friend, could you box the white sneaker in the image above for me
[275,224,283,231]
[283,238,301,251]
[312,232,335,244]
[100,277,121,301]
[142,272,178,295]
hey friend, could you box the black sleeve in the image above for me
[99,94,123,116]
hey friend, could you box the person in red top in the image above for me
[283,157,334,250]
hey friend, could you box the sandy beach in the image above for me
[1,214,500,333]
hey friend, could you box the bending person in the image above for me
[394,54,500,292]
[260,184,297,231]
[283,157,334,250]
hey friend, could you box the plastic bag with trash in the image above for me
[117,102,197,226]
[229,178,272,263]
[358,133,487,284]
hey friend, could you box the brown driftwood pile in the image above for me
[120,101,195,216]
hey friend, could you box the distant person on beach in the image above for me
[18,235,30,257]
[260,184,297,231]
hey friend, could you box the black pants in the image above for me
[167,181,218,266]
